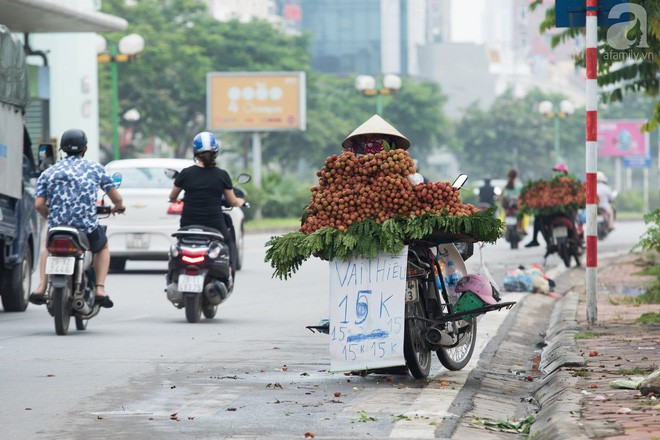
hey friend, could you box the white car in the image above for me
[101,158,246,272]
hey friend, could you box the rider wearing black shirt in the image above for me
[169,132,245,271]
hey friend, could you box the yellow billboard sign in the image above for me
[207,71,306,132]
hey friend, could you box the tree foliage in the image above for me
[261,75,452,174]
[98,0,452,168]
[99,0,311,158]
[456,89,586,181]
[530,0,660,131]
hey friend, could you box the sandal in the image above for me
[94,294,114,308]
[29,292,48,305]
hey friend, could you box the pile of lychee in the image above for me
[300,149,478,234]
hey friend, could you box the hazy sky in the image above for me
[450,0,486,43]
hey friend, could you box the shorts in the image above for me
[86,225,108,254]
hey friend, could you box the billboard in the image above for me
[207,71,306,132]
[597,119,648,157]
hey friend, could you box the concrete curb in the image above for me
[530,290,590,440]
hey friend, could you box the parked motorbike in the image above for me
[164,171,250,323]
[42,173,122,335]
[538,211,584,268]
[502,196,523,249]
[310,175,515,379]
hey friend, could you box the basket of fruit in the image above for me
[265,147,503,280]
[519,175,586,216]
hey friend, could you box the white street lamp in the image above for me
[97,33,145,160]
[539,99,575,162]
[354,74,402,115]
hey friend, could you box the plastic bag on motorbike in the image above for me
[476,243,502,301]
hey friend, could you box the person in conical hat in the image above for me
[341,114,411,154]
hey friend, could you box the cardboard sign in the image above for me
[329,247,407,372]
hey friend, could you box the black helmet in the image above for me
[60,128,87,154]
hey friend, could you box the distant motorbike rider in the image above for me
[525,163,569,247]
[501,168,525,234]
[477,177,500,211]
[168,131,245,272]
[596,171,615,231]
[29,128,125,308]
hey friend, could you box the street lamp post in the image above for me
[538,100,575,163]
[354,74,402,115]
[96,33,145,161]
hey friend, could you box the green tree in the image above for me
[456,89,585,181]
[99,0,452,173]
[261,75,452,177]
[530,0,660,131]
[99,0,311,158]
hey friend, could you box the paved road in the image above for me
[0,222,644,439]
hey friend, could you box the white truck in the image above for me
[0,24,45,312]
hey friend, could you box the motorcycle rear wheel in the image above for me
[53,281,72,336]
[185,294,202,323]
[403,300,432,379]
[436,318,477,371]
[558,242,572,268]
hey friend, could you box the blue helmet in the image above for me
[192,131,219,154]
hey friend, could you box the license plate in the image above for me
[46,256,75,275]
[505,216,517,226]
[553,226,568,238]
[405,279,418,302]
[126,233,150,249]
[178,274,204,293]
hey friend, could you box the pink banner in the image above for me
[597,120,647,157]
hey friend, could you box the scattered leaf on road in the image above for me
[355,410,378,423]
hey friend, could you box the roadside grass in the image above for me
[634,262,660,304]
[245,217,299,233]
[574,331,610,340]
[636,312,660,325]
[572,369,591,378]
[610,254,660,306]
[616,211,645,221]
[615,367,653,376]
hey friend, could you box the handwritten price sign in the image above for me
[329,247,407,372]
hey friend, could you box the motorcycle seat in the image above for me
[47,226,91,251]
[172,225,225,242]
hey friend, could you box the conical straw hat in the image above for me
[341,114,411,150]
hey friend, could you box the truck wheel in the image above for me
[1,246,32,312]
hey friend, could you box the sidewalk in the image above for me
[533,251,660,439]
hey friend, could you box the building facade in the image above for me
[299,0,429,76]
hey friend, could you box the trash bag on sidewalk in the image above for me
[502,264,555,294]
